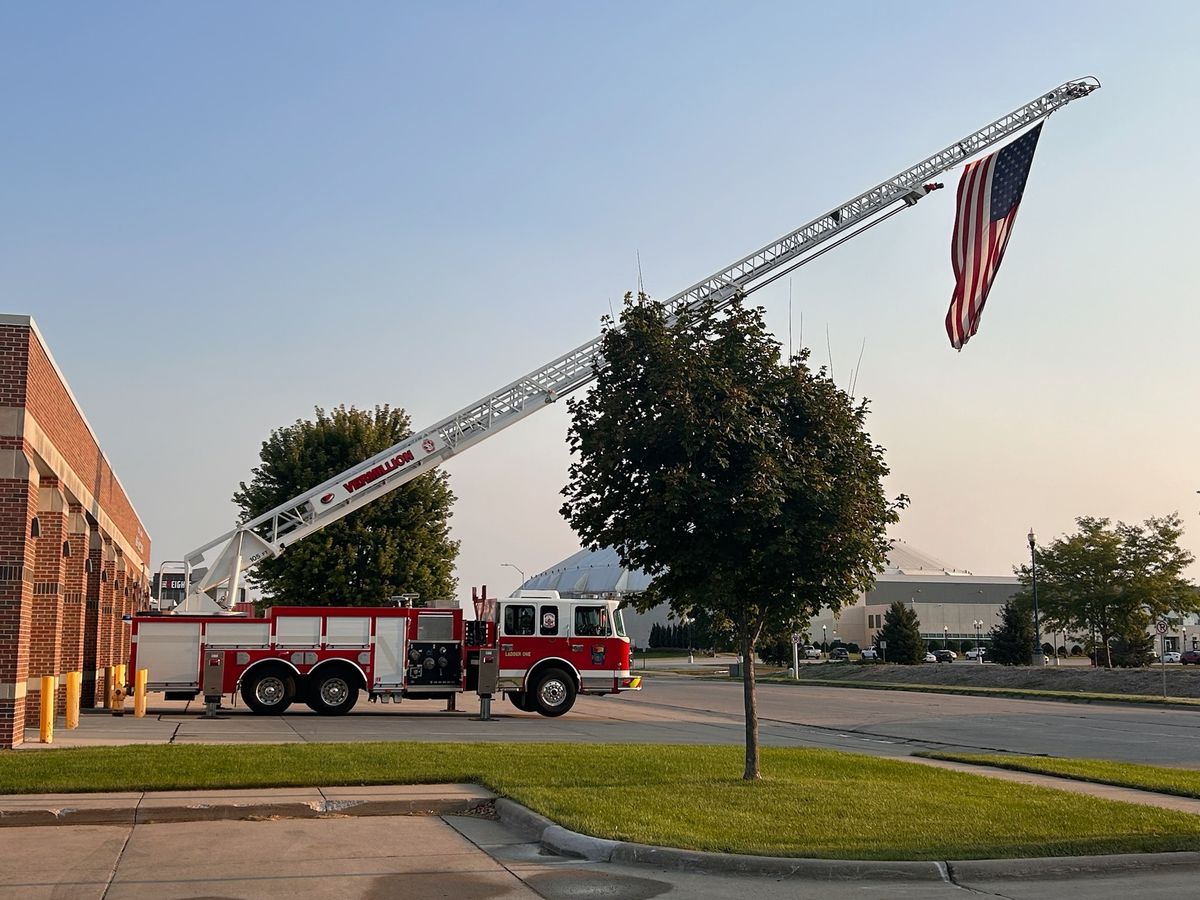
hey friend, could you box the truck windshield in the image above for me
[613,607,627,639]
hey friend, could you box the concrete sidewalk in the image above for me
[3,784,1200,900]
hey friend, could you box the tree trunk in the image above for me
[1103,629,1113,669]
[741,633,760,781]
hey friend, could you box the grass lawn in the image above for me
[917,752,1200,801]
[5,743,1200,860]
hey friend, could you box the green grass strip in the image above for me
[916,752,1200,801]
[5,743,1200,860]
[756,676,1200,707]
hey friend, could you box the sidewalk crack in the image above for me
[100,795,141,900]
[943,862,1018,899]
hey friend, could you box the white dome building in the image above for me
[520,540,1020,649]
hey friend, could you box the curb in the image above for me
[491,798,1200,881]
[949,850,1200,880]
[0,796,489,829]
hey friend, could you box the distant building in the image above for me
[520,541,1021,650]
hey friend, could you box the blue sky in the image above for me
[4,2,1198,596]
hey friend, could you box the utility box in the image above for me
[477,648,499,696]
[202,651,225,704]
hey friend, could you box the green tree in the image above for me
[1109,632,1155,668]
[1015,515,1197,668]
[233,405,459,606]
[877,601,924,664]
[562,294,900,779]
[989,600,1034,665]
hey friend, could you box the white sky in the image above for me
[5,3,1198,597]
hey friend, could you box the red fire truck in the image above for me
[138,77,1098,719]
[131,590,638,717]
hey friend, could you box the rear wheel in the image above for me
[531,668,576,717]
[241,668,295,715]
[305,670,360,716]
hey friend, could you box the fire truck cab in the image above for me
[492,591,635,715]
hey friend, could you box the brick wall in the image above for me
[0,317,151,746]
[0,450,37,747]
[25,479,66,722]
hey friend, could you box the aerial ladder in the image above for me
[175,77,1100,615]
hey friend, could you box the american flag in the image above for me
[945,122,1043,350]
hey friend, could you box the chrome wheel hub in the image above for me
[320,678,350,707]
[255,676,286,706]
[539,679,567,707]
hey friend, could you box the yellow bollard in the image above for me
[40,675,57,744]
[133,668,148,718]
[116,663,127,693]
[104,666,116,709]
[65,671,81,729]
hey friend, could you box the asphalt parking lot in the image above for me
[22,675,1200,768]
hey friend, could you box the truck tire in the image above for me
[507,690,535,712]
[306,670,360,716]
[241,668,295,715]
[531,668,576,717]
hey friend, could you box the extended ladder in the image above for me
[179,77,1099,613]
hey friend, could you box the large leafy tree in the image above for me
[876,601,924,664]
[1014,515,1196,668]
[562,294,901,780]
[233,405,459,606]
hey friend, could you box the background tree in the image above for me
[988,600,1034,665]
[562,293,900,780]
[1108,632,1155,668]
[877,601,924,664]
[233,405,459,605]
[1014,515,1196,668]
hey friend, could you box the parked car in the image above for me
[829,647,850,661]
[965,647,986,659]
[923,651,937,663]
[933,649,956,663]
[861,647,878,660]
[1182,649,1200,665]
[1163,651,1182,664]
[803,645,821,659]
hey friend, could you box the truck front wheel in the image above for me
[241,668,295,715]
[531,669,576,717]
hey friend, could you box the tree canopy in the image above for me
[1015,515,1196,668]
[561,293,901,778]
[233,405,459,606]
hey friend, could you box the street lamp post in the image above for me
[1028,529,1043,667]
[973,619,984,663]
[943,625,949,652]
[500,562,526,585]
[822,624,827,658]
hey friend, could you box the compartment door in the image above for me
[137,621,202,688]
[374,617,407,688]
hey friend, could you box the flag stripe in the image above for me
[944,124,1042,349]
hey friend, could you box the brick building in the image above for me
[0,314,151,748]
